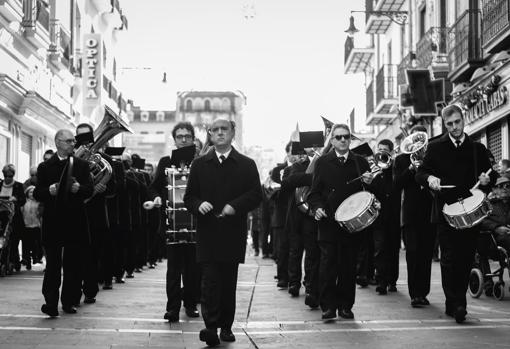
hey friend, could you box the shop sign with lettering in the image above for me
[82,33,102,108]
[465,86,508,124]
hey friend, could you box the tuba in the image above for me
[75,105,133,193]
[400,131,428,168]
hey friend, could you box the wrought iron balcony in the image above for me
[22,0,50,48]
[366,80,374,117]
[49,20,71,70]
[344,36,374,74]
[397,52,415,85]
[364,0,406,34]
[482,0,510,53]
[447,9,484,83]
[375,64,398,107]
[416,27,448,69]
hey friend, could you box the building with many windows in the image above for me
[0,0,130,180]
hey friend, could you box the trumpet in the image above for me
[346,150,392,185]
[400,131,428,168]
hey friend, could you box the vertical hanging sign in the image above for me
[82,33,102,109]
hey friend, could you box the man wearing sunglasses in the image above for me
[150,121,201,323]
[308,124,373,321]
[184,118,262,346]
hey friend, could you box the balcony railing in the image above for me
[448,9,483,75]
[375,64,397,106]
[366,80,374,117]
[344,36,354,65]
[397,52,415,85]
[416,27,448,68]
[482,0,510,49]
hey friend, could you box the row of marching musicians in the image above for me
[37,109,164,317]
[266,104,498,324]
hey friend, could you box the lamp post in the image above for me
[344,9,408,36]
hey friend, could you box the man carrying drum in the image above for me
[416,104,492,323]
[308,123,374,320]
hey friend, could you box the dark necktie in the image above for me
[219,155,226,164]
[338,156,345,164]
[455,140,461,148]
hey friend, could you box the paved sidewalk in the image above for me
[0,250,510,348]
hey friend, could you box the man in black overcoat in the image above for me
[393,125,435,308]
[184,118,262,346]
[150,121,201,322]
[416,104,492,323]
[34,129,93,317]
[308,124,373,321]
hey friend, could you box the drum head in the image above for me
[335,191,373,222]
[443,189,485,215]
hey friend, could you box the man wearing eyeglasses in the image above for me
[34,129,93,317]
[184,118,262,346]
[150,121,201,323]
[308,124,373,321]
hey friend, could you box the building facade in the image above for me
[0,0,130,180]
[124,107,176,166]
[175,91,246,150]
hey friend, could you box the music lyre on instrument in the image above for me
[442,169,493,229]
[165,167,196,244]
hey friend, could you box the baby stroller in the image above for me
[469,230,509,300]
[0,198,15,277]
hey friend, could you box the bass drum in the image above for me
[442,189,492,229]
[335,191,380,233]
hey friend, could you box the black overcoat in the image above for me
[183,147,262,263]
[34,154,93,245]
[308,150,371,242]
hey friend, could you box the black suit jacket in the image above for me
[415,133,492,223]
[34,154,93,245]
[308,150,371,241]
[393,153,432,227]
[184,147,262,263]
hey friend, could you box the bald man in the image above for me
[34,129,93,317]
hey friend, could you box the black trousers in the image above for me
[112,226,126,279]
[437,224,478,311]
[22,227,43,263]
[275,226,289,282]
[166,243,199,312]
[404,224,436,299]
[373,223,400,286]
[303,227,320,298]
[42,244,81,308]
[318,233,362,312]
[289,216,318,290]
[251,229,260,253]
[201,262,239,330]
[356,228,374,281]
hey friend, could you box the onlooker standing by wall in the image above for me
[21,186,43,269]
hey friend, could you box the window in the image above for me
[204,99,211,111]
[141,111,149,122]
[185,99,192,111]
[19,132,33,181]
[156,131,164,134]
[141,131,148,135]
[156,111,165,122]
[487,123,502,162]
[419,6,426,39]
[0,134,9,166]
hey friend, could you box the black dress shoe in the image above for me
[41,304,58,317]
[304,294,319,309]
[288,285,300,297]
[62,305,77,314]
[103,282,113,290]
[185,307,200,318]
[445,308,454,317]
[356,276,368,288]
[388,284,397,292]
[164,310,179,322]
[149,264,156,269]
[419,297,430,306]
[220,328,236,342]
[411,298,423,308]
[368,278,378,286]
[338,308,354,319]
[115,277,125,284]
[376,285,387,295]
[199,328,220,347]
[83,296,96,304]
[454,306,467,324]
[321,309,336,320]
[134,268,142,273]
[126,273,134,279]
[277,280,288,289]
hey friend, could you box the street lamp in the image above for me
[344,10,408,36]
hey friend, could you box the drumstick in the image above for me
[439,185,456,189]
[471,168,492,190]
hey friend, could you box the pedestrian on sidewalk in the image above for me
[20,185,43,269]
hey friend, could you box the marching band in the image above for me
[1,103,508,347]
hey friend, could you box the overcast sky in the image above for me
[117,0,366,157]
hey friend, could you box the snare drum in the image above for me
[165,167,196,244]
[442,189,492,229]
[335,191,380,233]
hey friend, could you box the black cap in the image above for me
[132,157,146,170]
[351,142,374,158]
[171,145,196,166]
[75,132,94,147]
[299,131,324,148]
[104,147,126,156]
